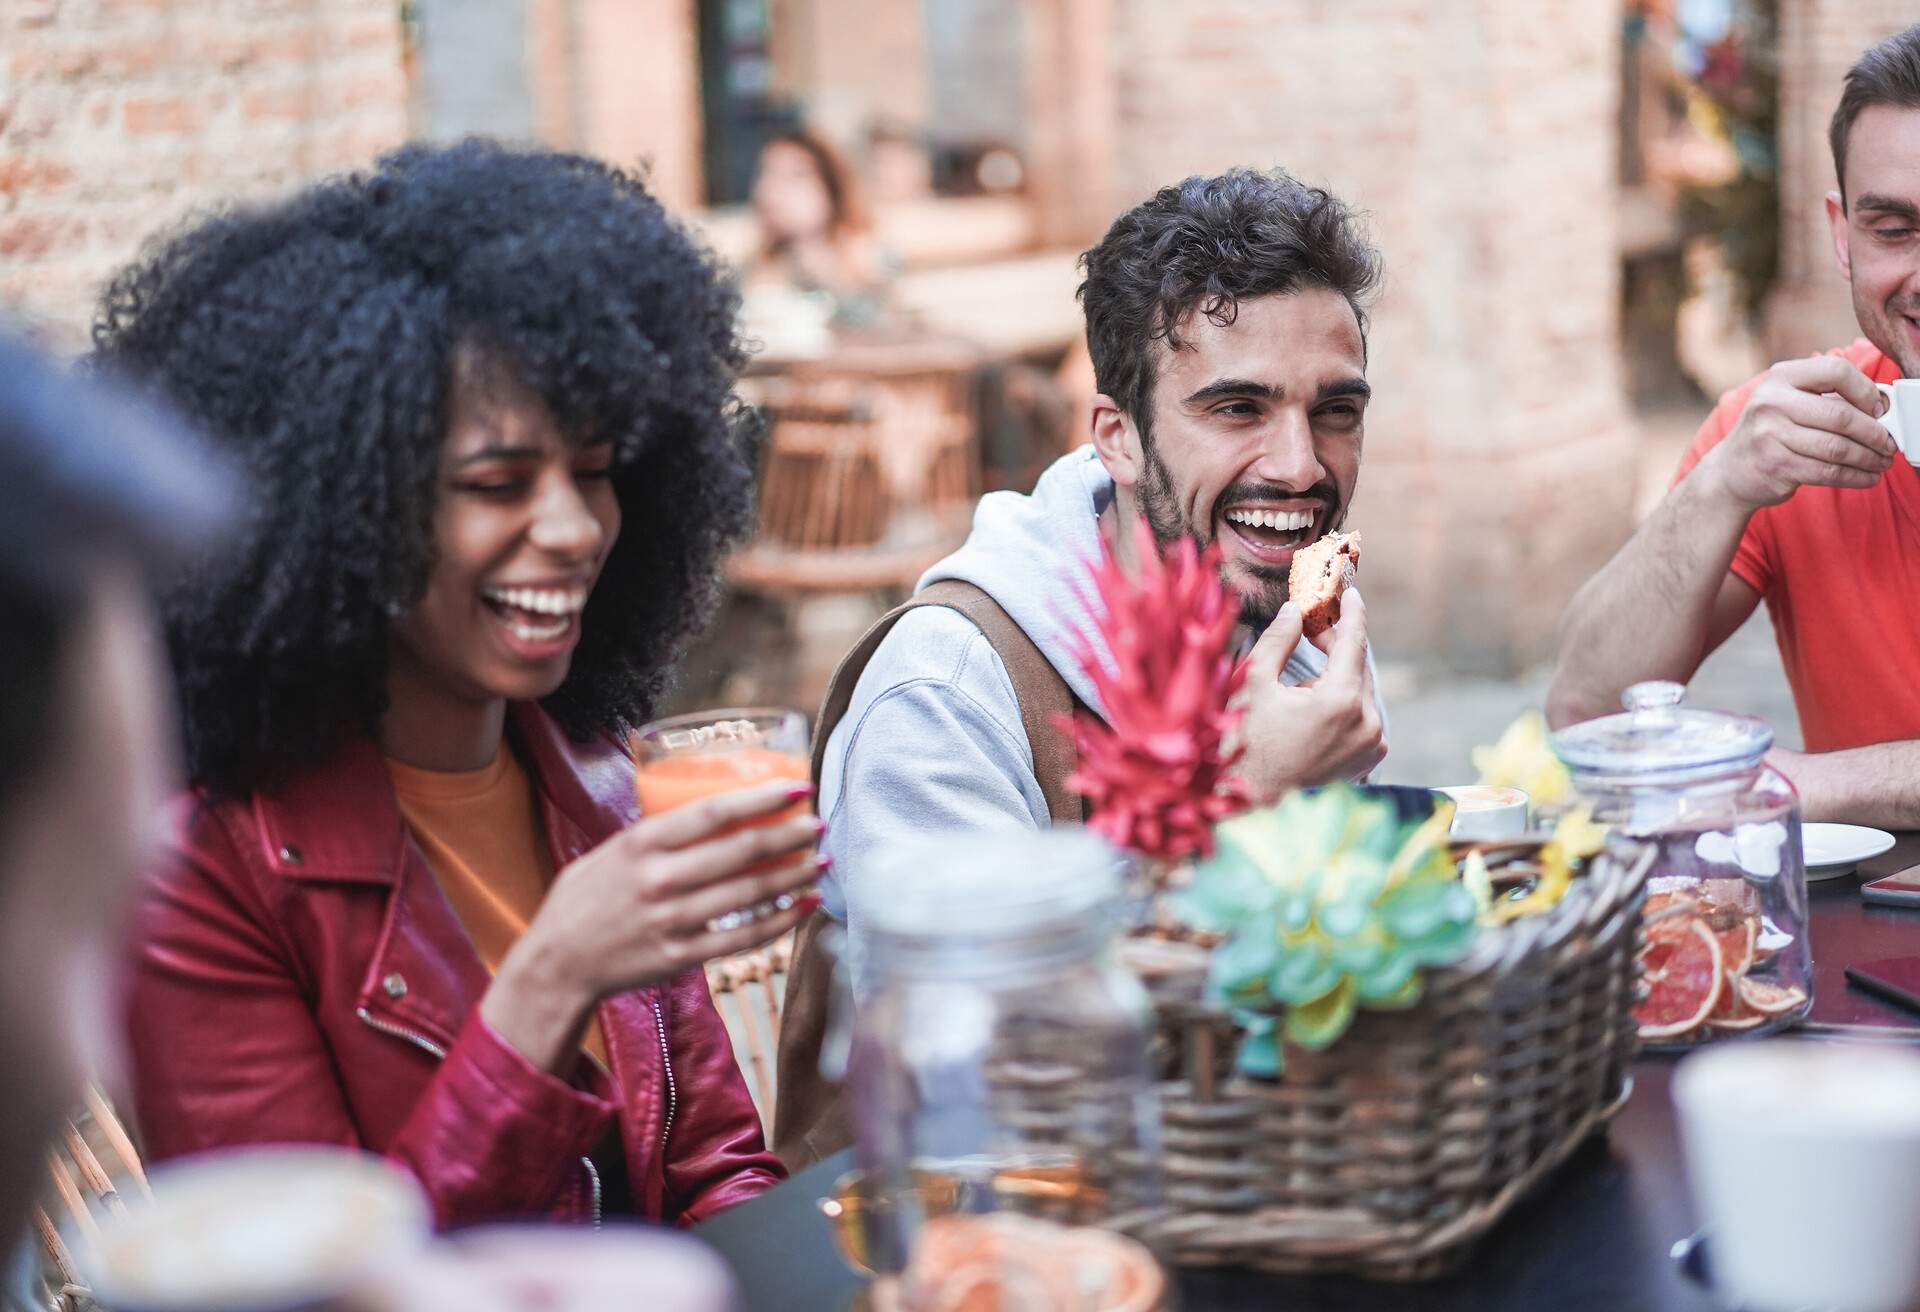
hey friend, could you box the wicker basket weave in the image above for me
[1114,839,1656,1280]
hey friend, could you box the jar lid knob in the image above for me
[1622,680,1686,712]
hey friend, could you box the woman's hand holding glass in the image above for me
[483,779,822,1073]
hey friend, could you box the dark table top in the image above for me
[697,833,1920,1311]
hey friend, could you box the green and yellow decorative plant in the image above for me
[1171,785,1481,1077]
[1470,710,1575,813]
[1461,805,1610,925]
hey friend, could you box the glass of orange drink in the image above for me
[633,708,815,928]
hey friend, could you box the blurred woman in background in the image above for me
[97,141,817,1228]
[746,126,895,329]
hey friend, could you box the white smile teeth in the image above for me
[1226,508,1314,533]
[505,614,570,642]
[481,585,588,617]
[481,585,586,645]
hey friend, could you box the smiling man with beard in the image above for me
[1549,25,1920,830]
[774,167,1389,1166]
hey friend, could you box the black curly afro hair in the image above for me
[90,139,759,797]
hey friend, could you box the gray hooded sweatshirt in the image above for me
[817,446,1378,966]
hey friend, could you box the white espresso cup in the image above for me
[1436,785,1529,842]
[1673,1040,1920,1312]
[1875,379,1920,463]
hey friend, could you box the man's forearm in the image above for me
[1547,469,1753,727]
[1770,744,1920,829]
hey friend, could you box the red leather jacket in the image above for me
[125,703,783,1228]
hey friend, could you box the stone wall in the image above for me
[1767,1,1915,359]
[0,0,408,348]
[1108,0,1638,674]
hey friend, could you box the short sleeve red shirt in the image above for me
[1671,340,1918,752]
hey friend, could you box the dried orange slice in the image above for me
[1707,915,1758,978]
[1644,890,1701,927]
[1737,977,1809,1016]
[1635,919,1723,1041]
[1706,980,1765,1031]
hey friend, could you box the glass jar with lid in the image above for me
[843,827,1160,1277]
[1550,681,1811,1049]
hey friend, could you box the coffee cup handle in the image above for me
[1878,383,1906,461]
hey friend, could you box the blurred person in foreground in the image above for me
[775,167,1391,1166]
[744,126,895,329]
[0,331,231,1274]
[1550,24,1920,828]
[100,141,814,1227]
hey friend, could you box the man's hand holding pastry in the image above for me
[1231,588,1386,803]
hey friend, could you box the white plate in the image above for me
[1802,822,1896,881]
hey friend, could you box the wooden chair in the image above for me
[721,359,979,709]
[754,409,893,553]
[728,372,976,598]
[33,1086,149,1311]
[705,932,795,1138]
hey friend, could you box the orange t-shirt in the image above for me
[386,748,607,1069]
[1672,339,1917,753]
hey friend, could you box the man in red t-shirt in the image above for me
[1549,24,1920,828]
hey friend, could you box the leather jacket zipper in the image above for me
[581,1155,602,1228]
[354,1007,448,1060]
[653,999,677,1153]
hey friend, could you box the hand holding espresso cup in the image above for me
[1700,356,1895,511]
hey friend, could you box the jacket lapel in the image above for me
[509,705,638,840]
[250,736,406,886]
[250,733,486,1055]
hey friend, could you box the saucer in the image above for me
[1803,823,1896,881]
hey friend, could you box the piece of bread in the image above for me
[1289,530,1361,638]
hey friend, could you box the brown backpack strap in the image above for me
[775,580,1088,1171]
[808,578,1083,822]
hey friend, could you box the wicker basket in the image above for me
[1112,839,1656,1280]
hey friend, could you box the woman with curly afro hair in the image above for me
[102,140,822,1226]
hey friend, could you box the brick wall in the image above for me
[775,0,928,146]
[0,0,408,349]
[1109,0,1637,674]
[1767,1,1915,359]
[568,0,702,209]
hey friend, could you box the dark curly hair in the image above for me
[89,140,759,797]
[1077,167,1381,438]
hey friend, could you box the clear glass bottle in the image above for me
[1551,681,1812,1050]
[845,828,1160,1276]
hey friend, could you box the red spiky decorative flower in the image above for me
[1056,521,1251,862]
